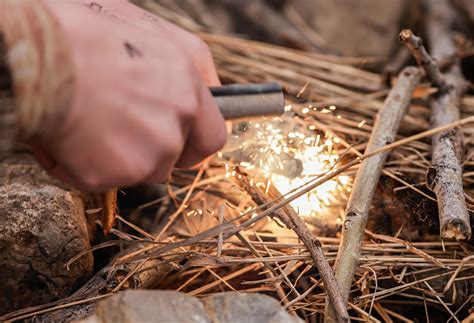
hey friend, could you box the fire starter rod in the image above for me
[211,82,285,120]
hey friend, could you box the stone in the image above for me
[81,290,210,323]
[203,292,302,323]
[81,290,303,323]
[0,152,93,315]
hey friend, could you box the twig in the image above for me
[425,0,472,240]
[33,169,206,321]
[324,66,423,322]
[443,255,474,293]
[423,281,459,322]
[357,269,461,301]
[383,307,415,322]
[119,115,474,266]
[216,205,224,258]
[253,233,294,308]
[28,113,472,321]
[361,265,378,321]
[399,29,446,89]
[364,230,447,268]
[237,171,350,323]
[347,303,381,323]
[188,263,261,296]
[373,303,393,323]
[1,294,113,322]
[400,3,472,240]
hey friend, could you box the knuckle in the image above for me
[175,35,215,78]
[162,140,183,159]
[175,87,200,119]
[172,69,202,119]
[190,37,212,60]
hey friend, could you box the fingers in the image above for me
[183,37,221,86]
[32,145,86,188]
[33,2,226,191]
[175,84,228,168]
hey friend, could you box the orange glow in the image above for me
[226,111,351,217]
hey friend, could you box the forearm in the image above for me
[0,0,74,154]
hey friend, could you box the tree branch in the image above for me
[400,0,471,240]
[324,66,424,322]
[399,29,447,89]
[236,171,350,323]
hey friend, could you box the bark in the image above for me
[400,0,471,240]
[424,0,471,240]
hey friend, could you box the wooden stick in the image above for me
[33,113,473,322]
[399,29,446,89]
[121,115,474,266]
[400,2,472,240]
[324,66,424,323]
[425,0,471,240]
[236,171,350,323]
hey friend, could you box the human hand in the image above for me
[27,0,227,191]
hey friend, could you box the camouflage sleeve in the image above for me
[0,0,75,155]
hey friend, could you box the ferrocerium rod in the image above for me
[211,83,285,120]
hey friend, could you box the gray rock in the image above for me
[80,290,302,323]
[203,292,302,323]
[81,290,210,323]
[0,152,93,315]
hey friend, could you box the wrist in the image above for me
[0,0,75,144]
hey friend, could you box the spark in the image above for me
[227,113,351,217]
[358,119,367,128]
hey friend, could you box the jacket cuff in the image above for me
[0,0,74,144]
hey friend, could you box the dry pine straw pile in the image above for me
[115,2,474,322]
[99,3,474,322]
[5,2,473,322]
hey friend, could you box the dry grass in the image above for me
[2,1,473,322]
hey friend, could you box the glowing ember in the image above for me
[222,112,351,217]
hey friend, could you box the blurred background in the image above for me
[133,0,474,77]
